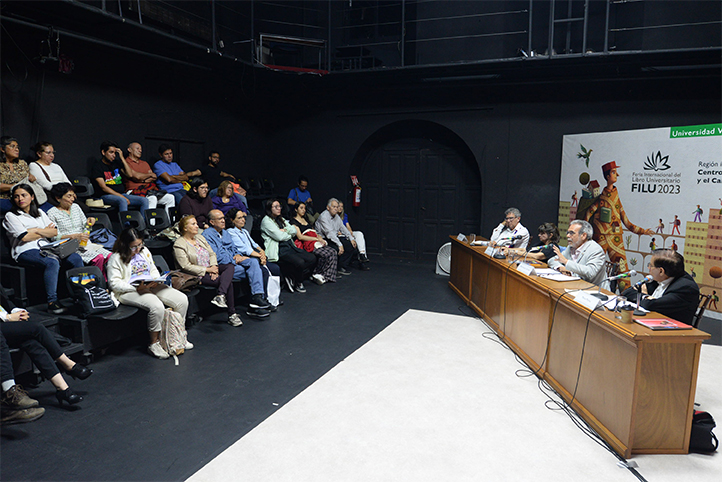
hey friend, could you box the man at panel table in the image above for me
[547,219,606,286]
[489,207,529,249]
[621,249,699,326]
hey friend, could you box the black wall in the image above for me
[2,13,720,253]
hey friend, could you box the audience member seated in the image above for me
[107,228,192,359]
[90,141,150,215]
[203,209,272,313]
[621,249,700,325]
[489,207,530,249]
[261,199,317,293]
[178,178,213,229]
[503,222,560,262]
[226,208,281,306]
[338,201,369,264]
[2,184,83,314]
[212,180,252,230]
[315,198,366,274]
[1,136,36,213]
[1,304,92,407]
[289,202,338,284]
[28,141,70,211]
[1,329,45,425]
[153,144,200,204]
[287,175,319,223]
[47,183,112,275]
[548,220,606,285]
[198,151,238,192]
[173,215,242,327]
[123,142,176,221]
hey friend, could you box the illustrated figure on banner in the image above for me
[693,205,703,223]
[583,161,654,290]
[656,219,664,234]
[571,191,578,207]
[671,239,678,252]
[670,215,681,235]
[712,291,718,310]
[649,238,657,251]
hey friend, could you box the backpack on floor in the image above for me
[690,410,719,454]
[160,308,188,362]
[68,272,116,317]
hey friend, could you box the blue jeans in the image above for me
[16,249,84,303]
[0,198,13,213]
[169,189,186,204]
[232,257,265,295]
[100,193,149,214]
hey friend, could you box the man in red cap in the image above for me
[584,161,653,290]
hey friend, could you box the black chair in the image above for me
[120,210,146,231]
[58,266,144,354]
[262,178,275,198]
[89,212,113,231]
[604,261,619,293]
[72,176,116,217]
[692,294,713,328]
[144,208,172,236]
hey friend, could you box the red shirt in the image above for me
[124,157,155,191]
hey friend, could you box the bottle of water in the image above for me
[79,218,94,247]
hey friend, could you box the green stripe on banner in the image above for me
[670,124,722,138]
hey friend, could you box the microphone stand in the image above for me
[634,289,647,316]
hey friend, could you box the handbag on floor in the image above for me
[160,308,188,361]
[264,265,281,307]
[690,410,719,454]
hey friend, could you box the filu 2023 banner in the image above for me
[558,124,721,316]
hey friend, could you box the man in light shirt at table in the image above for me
[489,207,529,249]
[548,219,606,286]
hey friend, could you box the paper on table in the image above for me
[535,268,580,281]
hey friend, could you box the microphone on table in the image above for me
[493,235,523,259]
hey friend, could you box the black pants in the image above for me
[0,321,63,380]
[278,243,317,284]
[331,237,358,269]
[1,330,13,384]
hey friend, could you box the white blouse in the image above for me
[2,209,54,260]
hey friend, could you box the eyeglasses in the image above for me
[130,243,145,251]
[505,216,517,221]
[43,151,56,155]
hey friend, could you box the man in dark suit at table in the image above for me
[621,249,700,325]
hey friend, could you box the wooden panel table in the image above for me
[448,236,710,458]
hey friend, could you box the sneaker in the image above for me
[228,313,243,326]
[246,307,270,320]
[249,294,272,310]
[295,282,306,293]
[338,267,352,276]
[359,254,370,263]
[148,341,170,359]
[284,276,295,293]
[312,273,325,285]
[48,301,67,314]
[184,340,194,350]
[1,407,45,425]
[211,295,228,309]
[1,385,39,410]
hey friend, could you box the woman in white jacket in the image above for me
[106,228,191,359]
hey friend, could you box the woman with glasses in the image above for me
[28,141,71,211]
[46,183,112,275]
[107,227,191,359]
[2,184,83,314]
[1,136,37,213]
[178,177,213,229]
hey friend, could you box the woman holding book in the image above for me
[106,227,191,359]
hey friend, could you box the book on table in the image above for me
[633,318,692,330]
